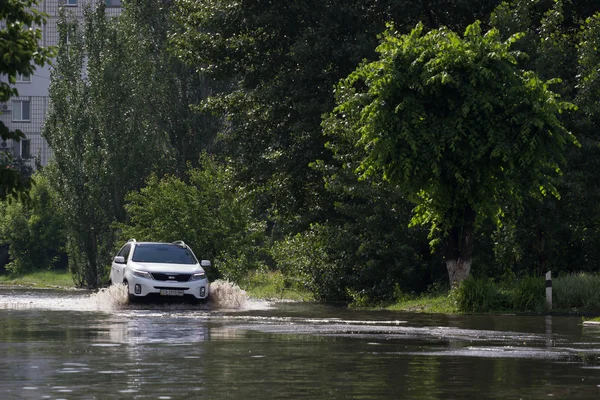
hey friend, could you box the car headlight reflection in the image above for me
[132,270,153,279]
[190,272,207,281]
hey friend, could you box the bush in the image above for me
[118,155,265,283]
[270,228,336,300]
[0,173,67,274]
[452,277,507,313]
[553,273,600,311]
[509,276,545,312]
[271,212,440,303]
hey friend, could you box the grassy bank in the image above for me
[4,269,599,314]
[386,292,457,313]
[0,270,74,288]
[240,270,314,301]
[385,273,600,314]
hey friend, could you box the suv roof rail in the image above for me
[172,240,186,246]
[127,238,137,243]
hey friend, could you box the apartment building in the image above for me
[0,0,121,168]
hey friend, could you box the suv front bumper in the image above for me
[127,275,209,300]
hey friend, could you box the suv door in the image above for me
[112,244,131,284]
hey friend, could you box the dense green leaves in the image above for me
[324,20,577,284]
[0,173,67,274]
[42,2,218,287]
[11,0,600,300]
[169,0,501,230]
[328,21,576,233]
[118,155,265,282]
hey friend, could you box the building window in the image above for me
[20,139,31,159]
[12,100,31,122]
[106,0,121,6]
[66,0,77,6]
[17,73,31,83]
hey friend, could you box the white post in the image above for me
[546,271,552,311]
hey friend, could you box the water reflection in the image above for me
[1,289,600,399]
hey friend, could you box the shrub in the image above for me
[0,173,67,274]
[270,228,336,300]
[271,215,440,303]
[118,155,265,283]
[553,273,600,311]
[510,276,545,312]
[452,277,505,313]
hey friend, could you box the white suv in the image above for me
[110,239,210,302]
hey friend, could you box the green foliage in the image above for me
[271,214,440,302]
[240,270,313,301]
[387,292,458,314]
[554,273,600,311]
[43,2,218,288]
[447,274,600,313]
[118,155,265,283]
[270,229,333,300]
[43,8,122,287]
[0,270,73,288]
[324,19,578,286]
[0,173,67,274]
[451,277,508,313]
[509,276,545,312]
[170,0,500,232]
[487,1,600,278]
[325,20,577,235]
[388,274,600,314]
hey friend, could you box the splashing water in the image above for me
[0,280,256,311]
[91,280,248,310]
[208,280,248,309]
[90,284,130,311]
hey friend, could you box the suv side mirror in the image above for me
[114,256,126,264]
[201,260,211,268]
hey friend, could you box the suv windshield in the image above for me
[131,244,197,264]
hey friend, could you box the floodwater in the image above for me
[1,283,600,399]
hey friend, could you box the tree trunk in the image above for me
[445,206,476,288]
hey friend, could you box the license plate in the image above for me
[160,289,184,296]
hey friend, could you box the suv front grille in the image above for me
[151,273,192,282]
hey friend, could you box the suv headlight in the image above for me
[190,272,207,281]
[132,270,153,279]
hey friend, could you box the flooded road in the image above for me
[1,286,600,399]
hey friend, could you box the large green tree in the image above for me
[43,2,219,287]
[487,0,600,277]
[0,0,54,199]
[169,0,500,232]
[324,21,577,286]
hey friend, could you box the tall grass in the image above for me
[509,276,545,312]
[451,277,507,313]
[450,273,600,313]
[240,270,314,301]
[553,273,600,311]
[0,270,74,288]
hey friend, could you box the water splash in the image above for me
[90,284,130,310]
[208,279,248,309]
[0,280,255,311]
[91,280,248,310]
